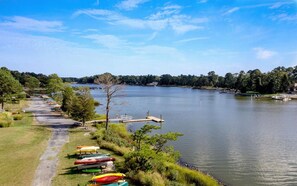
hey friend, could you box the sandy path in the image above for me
[27,97,75,186]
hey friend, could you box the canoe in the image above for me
[91,173,125,184]
[74,157,116,165]
[79,153,110,159]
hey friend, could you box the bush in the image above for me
[13,114,24,120]
[0,112,13,127]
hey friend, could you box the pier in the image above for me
[86,115,164,124]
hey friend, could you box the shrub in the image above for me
[13,114,24,120]
[0,112,13,127]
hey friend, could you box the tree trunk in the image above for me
[1,94,4,110]
[82,117,85,127]
[105,106,109,130]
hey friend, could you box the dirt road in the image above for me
[27,97,75,186]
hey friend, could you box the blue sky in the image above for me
[0,0,297,77]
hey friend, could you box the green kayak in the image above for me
[79,153,110,159]
[82,168,103,173]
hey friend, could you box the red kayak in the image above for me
[92,173,125,184]
[74,157,115,165]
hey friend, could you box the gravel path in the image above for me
[27,97,75,186]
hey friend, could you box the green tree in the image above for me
[150,132,183,154]
[61,85,75,115]
[207,71,219,87]
[47,74,64,103]
[25,76,40,95]
[224,73,236,88]
[132,124,160,151]
[0,68,22,110]
[95,73,123,130]
[70,87,95,126]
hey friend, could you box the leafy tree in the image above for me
[0,68,22,110]
[61,85,75,115]
[132,124,160,151]
[125,124,183,172]
[95,73,123,130]
[224,73,236,88]
[150,132,183,154]
[207,71,219,87]
[25,76,40,95]
[47,74,64,103]
[70,87,95,126]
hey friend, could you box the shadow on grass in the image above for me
[65,154,79,159]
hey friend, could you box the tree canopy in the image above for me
[0,68,22,110]
[70,87,95,126]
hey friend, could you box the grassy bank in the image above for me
[0,101,50,186]
[52,121,220,186]
[52,127,125,186]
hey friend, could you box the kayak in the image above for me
[77,147,100,154]
[82,155,110,160]
[87,180,128,186]
[82,168,102,173]
[74,157,116,165]
[77,162,107,170]
[91,173,125,184]
[79,153,110,159]
[77,145,97,149]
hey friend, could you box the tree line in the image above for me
[65,66,297,94]
[2,66,297,95]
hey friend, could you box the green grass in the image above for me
[52,128,125,186]
[0,112,50,186]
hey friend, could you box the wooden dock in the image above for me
[87,116,164,124]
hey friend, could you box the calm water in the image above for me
[88,85,297,186]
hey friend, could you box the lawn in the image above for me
[52,127,125,186]
[0,110,50,186]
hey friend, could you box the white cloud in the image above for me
[0,16,64,32]
[253,47,277,59]
[175,37,209,43]
[0,30,185,76]
[116,0,149,11]
[82,34,126,48]
[147,32,158,41]
[269,2,294,9]
[271,13,297,21]
[223,7,240,15]
[74,6,207,34]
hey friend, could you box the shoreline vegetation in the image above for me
[52,122,222,186]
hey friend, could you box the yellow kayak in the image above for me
[77,146,100,153]
[91,173,126,180]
